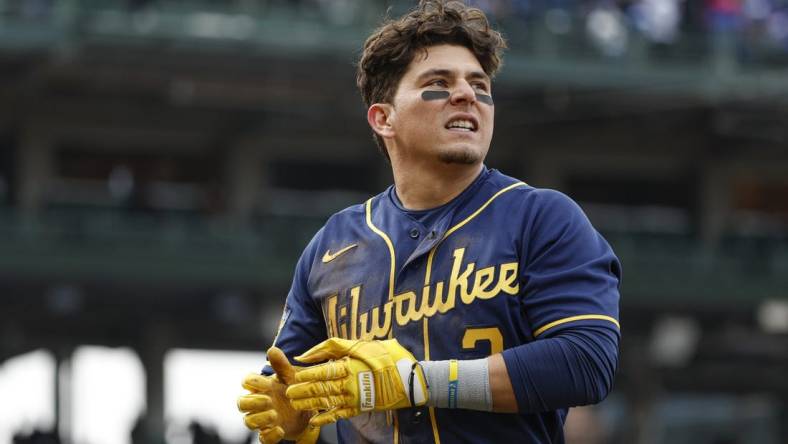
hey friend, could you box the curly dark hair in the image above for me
[357,0,507,157]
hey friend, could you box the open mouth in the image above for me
[445,117,478,132]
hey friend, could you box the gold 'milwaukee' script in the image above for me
[325,247,519,340]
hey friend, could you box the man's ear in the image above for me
[367,103,395,139]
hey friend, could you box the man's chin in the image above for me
[437,147,482,165]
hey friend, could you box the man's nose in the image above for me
[450,80,476,105]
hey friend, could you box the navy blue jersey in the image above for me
[272,168,621,444]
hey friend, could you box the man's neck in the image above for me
[392,161,483,211]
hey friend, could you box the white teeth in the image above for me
[446,119,475,130]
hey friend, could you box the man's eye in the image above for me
[429,79,448,87]
[473,83,489,92]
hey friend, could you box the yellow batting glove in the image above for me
[286,338,428,427]
[237,347,320,444]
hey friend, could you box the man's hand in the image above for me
[286,338,428,427]
[237,347,320,444]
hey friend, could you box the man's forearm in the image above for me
[488,353,518,412]
[500,325,618,412]
[421,325,619,414]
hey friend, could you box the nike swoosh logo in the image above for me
[322,244,358,263]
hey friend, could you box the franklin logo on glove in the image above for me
[358,371,375,411]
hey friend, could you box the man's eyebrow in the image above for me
[415,68,490,84]
[415,68,453,82]
[467,70,491,83]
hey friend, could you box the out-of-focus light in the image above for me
[72,346,145,444]
[586,7,628,57]
[165,349,266,443]
[757,299,788,334]
[0,350,56,444]
[649,316,700,367]
[631,0,681,43]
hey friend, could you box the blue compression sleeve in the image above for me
[501,325,619,412]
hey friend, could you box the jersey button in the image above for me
[409,228,420,239]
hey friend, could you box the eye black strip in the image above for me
[421,90,493,105]
[475,93,494,105]
[421,90,450,101]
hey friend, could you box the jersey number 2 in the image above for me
[462,327,503,355]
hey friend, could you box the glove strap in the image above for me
[409,361,428,407]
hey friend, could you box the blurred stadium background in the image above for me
[0,0,787,443]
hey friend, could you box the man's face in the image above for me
[386,44,494,166]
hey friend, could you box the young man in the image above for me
[237,1,621,443]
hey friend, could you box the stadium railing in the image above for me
[0,207,785,309]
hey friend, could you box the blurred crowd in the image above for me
[11,421,250,444]
[466,0,788,57]
[480,0,788,43]
[470,0,788,37]
[1,0,786,55]
[12,430,60,444]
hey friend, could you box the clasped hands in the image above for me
[238,338,428,444]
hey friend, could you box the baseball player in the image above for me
[237,1,621,443]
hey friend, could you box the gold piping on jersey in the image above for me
[390,289,398,443]
[352,183,523,442]
[366,197,400,442]
[365,197,396,301]
[419,181,524,444]
[424,182,526,286]
[393,412,399,444]
[533,314,620,337]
